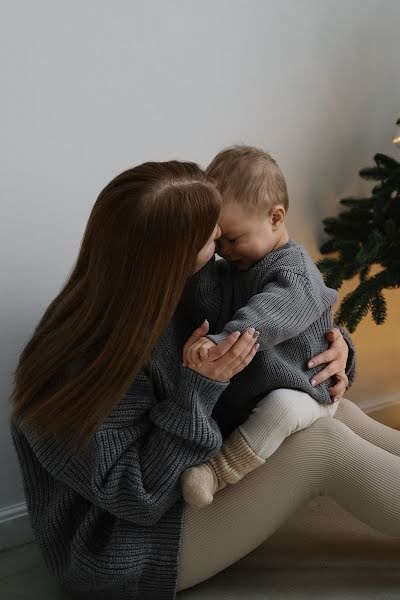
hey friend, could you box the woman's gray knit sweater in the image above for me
[9,251,356,599]
[10,316,230,599]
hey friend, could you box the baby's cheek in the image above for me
[235,241,243,251]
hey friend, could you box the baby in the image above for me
[180,145,355,508]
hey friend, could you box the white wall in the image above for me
[1,0,400,515]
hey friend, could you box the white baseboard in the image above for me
[1,395,399,554]
[357,393,400,427]
[357,392,400,415]
[0,502,33,552]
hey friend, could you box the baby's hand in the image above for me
[183,337,217,368]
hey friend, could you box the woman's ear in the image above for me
[270,205,286,230]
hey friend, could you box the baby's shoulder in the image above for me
[268,241,336,300]
[263,240,309,274]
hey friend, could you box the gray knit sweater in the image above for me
[184,239,356,437]
[10,316,229,599]
[9,246,356,599]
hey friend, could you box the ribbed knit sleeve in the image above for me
[15,364,229,528]
[207,269,338,348]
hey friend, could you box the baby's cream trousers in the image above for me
[239,388,339,460]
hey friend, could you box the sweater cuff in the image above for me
[176,363,230,415]
[149,363,230,442]
[206,329,234,346]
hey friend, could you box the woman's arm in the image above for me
[13,362,229,528]
[13,323,258,529]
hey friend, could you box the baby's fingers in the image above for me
[199,346,209,361]
[189,346,201,368]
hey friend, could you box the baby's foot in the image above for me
[181,463,220,508]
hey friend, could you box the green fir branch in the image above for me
[318,119,400,331]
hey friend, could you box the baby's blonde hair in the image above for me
[206,145,289,217]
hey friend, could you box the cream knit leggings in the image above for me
[176,394,400,592]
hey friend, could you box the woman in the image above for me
[9,161,400,599]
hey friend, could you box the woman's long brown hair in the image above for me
[9,161,221,455]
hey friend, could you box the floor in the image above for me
[1,496,399,599]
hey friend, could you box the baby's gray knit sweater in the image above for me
[184,239,356,437]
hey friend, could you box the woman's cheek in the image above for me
[205,246,215,262]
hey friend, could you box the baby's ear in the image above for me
[271,205,286,228]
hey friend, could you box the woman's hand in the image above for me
[308,327,349,402]
[182,320,259,383]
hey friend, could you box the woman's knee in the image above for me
[333,397,360,420]
[280,416,349,490]
[296,415,354,454]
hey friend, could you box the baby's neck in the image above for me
[270,226,289,252]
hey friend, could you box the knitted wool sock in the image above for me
[180,428,265,508]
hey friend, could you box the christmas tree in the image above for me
[317,118,400,333]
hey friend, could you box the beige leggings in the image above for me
[176,396,400,592]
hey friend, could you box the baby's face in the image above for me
[217,202,283,271]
